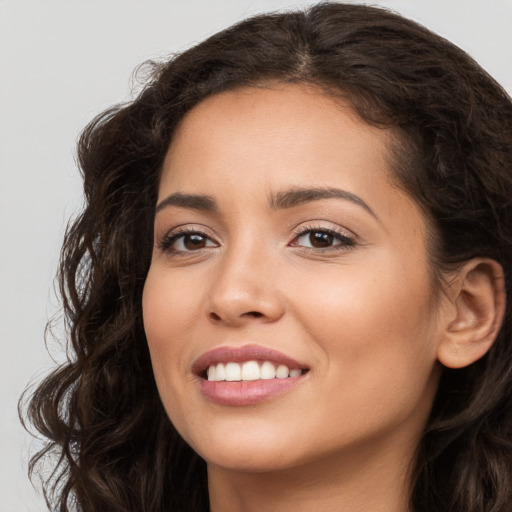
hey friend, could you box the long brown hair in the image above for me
[22,3,512,511]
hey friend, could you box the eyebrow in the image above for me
[155,192,218,214]
[269,187,377,218]
[155,186,376,219]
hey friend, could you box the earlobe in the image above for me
[437,258,506,369]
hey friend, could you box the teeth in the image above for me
[275,364,289,379]
[225,362,241,381]
[241,361,260,381]
[206,361,304,382]
[216,363,226,381]
[260,361,276,380]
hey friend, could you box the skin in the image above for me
[142,84,449,512]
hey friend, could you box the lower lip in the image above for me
[199,376,305,406]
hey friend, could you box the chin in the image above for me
[202,444,304,474]
[183,419,308,473]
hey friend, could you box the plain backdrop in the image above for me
[1,1,511,510]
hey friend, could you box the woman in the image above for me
[24,3,512,511]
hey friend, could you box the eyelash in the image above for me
[290,224,356,252]
[157,225,356,255]
[157,227,216,254]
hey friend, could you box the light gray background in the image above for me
[1,1,511,510]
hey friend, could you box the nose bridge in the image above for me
[207,231,283,325]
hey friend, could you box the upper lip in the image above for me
[192,344,309,376]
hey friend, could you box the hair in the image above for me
[21,3,512,511]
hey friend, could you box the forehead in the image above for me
[161,84,396,198]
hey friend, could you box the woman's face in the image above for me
[143,84,444,474]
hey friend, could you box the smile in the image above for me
[207,361,305,382]
[193,345,310,405]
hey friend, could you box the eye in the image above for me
[159,229,219,254]
[290,227,355,250]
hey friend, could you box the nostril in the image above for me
[209,311,263,321]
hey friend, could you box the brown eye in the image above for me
[291,228,355,251]
[183,234,208,250]
[309,231,334,248]
[160,230,218,253]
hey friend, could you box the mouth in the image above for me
[193,345,310,405]
[205,360,307,382]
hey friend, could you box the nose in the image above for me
[207,243,285,327]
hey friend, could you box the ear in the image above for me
[437,258,506,369]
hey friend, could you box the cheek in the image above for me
[143,267,203,350]
[296,257,434,336]
[142,268,203,410]
[291,253,439,404]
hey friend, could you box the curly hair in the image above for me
[22,3,512,511]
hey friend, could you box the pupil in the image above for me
[184,234,206,250]
[310,231,332,248]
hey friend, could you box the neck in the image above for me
[207,436,415,512]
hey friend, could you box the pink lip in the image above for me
[192,344,308,375]
[192,344,310,406]
[199,378,306,406]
